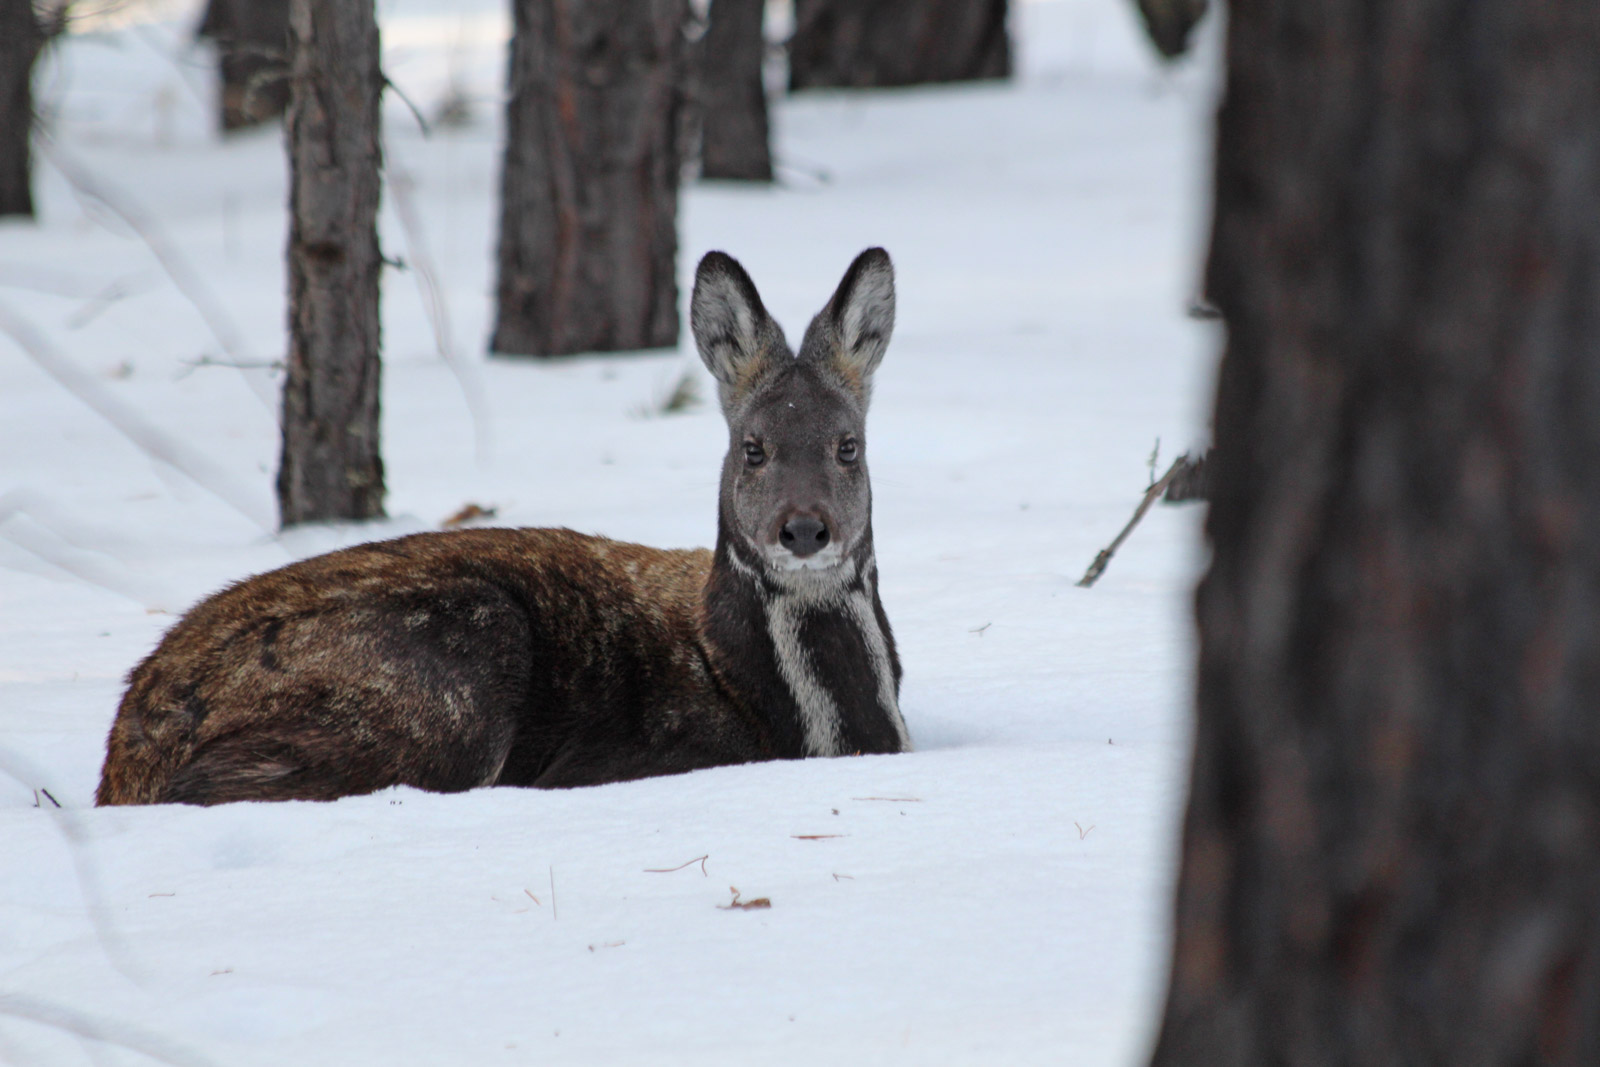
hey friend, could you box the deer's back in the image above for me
[97,528,764,805]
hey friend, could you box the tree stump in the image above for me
[1152,1,1600,1063]
[277,0,385,526]
[491,0,686,358]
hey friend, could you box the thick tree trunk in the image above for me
[698,0,772,182]
[1152,2,1600,1064]
[788,0,1010,91]
[197,0,292,132]
[491,0,685,358]
[0,0,45,218]
[277,0,384,527]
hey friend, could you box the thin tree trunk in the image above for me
[277,0,384,527]
[699,0,772,182]
[1153,1,1600,1064]
[788,0,1010,91]
[491,0,685,358]
[197,0,292,132]
[0,0,45,218]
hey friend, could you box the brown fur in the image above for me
[97,529,765,805]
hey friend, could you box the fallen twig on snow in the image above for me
[719,887,771,910]
[1076,454,1192,589]
[644,854,709,875]
[441,503,497,528]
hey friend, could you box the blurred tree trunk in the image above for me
[788,0,1009,90]
[197,0,292,132]
[491,0,685,358]
[1152,1,1600,1064]
[698,0,771,182]
[1132,0,1208,60]
[0,0,47,218]
[277,0,384,526]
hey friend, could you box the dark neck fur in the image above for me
[701,517,906,758]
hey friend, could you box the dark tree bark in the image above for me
[1132,0,1208,61]
[788,0,1010,91]
[277,0,384,527]
[0,0,46,218]
[698,0,772,182]
[491,0,685,358]
[197,0,292,132]
[1153,1,1600,1064]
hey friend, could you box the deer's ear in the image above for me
[814,247,895,398]
[691,252,783,405]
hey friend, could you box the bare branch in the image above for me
[0,301,275,531]
[0,747,150,986]
[386,163,492,462]
[0,994,218,1067]
[383,74,431,138]
[34,138,278,416]
[1076,455,1192,588]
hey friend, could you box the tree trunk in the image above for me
[698,0,772,182]
[491,0,685,358]
[1131,0,1209,61]
[197,0,292,132]
[1152,2,1600,1064]
[788,0,1010,91]
[0,0,44,218]
[277,0,384,527]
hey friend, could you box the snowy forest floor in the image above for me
[1,1,1220,1063]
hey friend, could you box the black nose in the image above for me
[779,516,830,558]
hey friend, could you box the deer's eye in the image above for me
[837,438,859,464]
[744,441,766,468]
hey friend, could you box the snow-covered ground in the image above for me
[0,1,1221,1063]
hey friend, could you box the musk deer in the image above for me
[96,249,909,806]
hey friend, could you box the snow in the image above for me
[0,1,1222,1063]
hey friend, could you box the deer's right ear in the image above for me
[691,252,781,405]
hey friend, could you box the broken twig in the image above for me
[719,887,771,910]
[1076,454,1191,588]
[644,854,709,875]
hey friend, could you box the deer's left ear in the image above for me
[809,247,895,400]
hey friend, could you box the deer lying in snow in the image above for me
[96,249,909,805]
